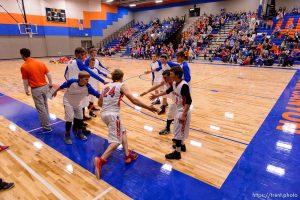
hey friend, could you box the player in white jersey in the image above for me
[64,47,107,121]
[158,54,179,115]
[87,58,111,118]
[140,70,177,137]
[150,67,192,159]
[94,69,158,179]
[85,48,110,73]
[53,72,101,144]
[144,54,163,105]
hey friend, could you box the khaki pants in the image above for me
[31,85,51,129]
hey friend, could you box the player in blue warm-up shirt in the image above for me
[53,72,100,145]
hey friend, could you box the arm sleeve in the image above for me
[180,84,192,105]
[64,66,69,80]
[20,67,28,80]
[59,79,78,89]
[155,60,162,71]
[166,86,174,94]
[98,60,109,71]
[182,63,191,83]
[84,57,90,66]
[87,84,101,98]
[76,59,105,83]
[167,61,180,68]
[95,68,108,77]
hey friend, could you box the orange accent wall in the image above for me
[0,4,118,28]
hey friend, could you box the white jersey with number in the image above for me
[172,80,188,113]
[66,59,80,80]
[101,82,124,113]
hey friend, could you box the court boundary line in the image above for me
[28,120,64,133]
[138,74,277,100]
[124,74,250,145]
[122,100,248,146]
[0,141,67,200]
[91,187,113,200]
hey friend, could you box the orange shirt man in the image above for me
[20,48,53,133]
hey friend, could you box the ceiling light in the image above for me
[129,4,136,7]
[134,106,141,111]
[276,141,292,152]
[190,140,202,148]
[9,123,17,132]
[144,125,153,132]
[160,163,172,174]
[225,112,234,120]
[155,0,163,3]
[33,141,43,150]
[266,164,285,177]
[64,164,74,174]
[49,113,57,120]
[282,123,296,134]
[106,0,114,2]
[209,125,220,131]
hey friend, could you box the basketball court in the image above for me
[0,0,300,199]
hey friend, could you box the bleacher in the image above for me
[104,23,151,50]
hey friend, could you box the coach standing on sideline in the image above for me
[20,48,53,133]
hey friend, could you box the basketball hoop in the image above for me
[18,23,38,37]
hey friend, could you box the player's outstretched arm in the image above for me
[121,84,158,113]
[98,95,103,107]
[140,80,164,96]
[149,85,173,100]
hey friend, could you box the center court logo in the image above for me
[276,79,300,134]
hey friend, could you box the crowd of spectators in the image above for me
[212,9,300,67]
[130,17,184,59]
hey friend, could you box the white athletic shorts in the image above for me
[167,102,176,120]
[82,96,89,108]
[101,112,125,144]
[173,110,191,140]
[64,103,83,122]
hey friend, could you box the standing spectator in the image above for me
[20,48,53,133]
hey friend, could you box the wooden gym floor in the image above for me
[0,57,297,199]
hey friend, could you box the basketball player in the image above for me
[154,51,191,135]
[85,48,110,73]
[150,67,192,159]
[87,58,111,117]
[140,70,177,136]
[52,72,100,144]
[64,47,106,83]
[144,54,163,105]
[159,54,179,115]
[170,51,191,84]
[64,47,106,121]
[94,69,158,179]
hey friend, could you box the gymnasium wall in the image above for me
[0,0,133,59]
[276,0,300,11]
[133,0,260,24]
